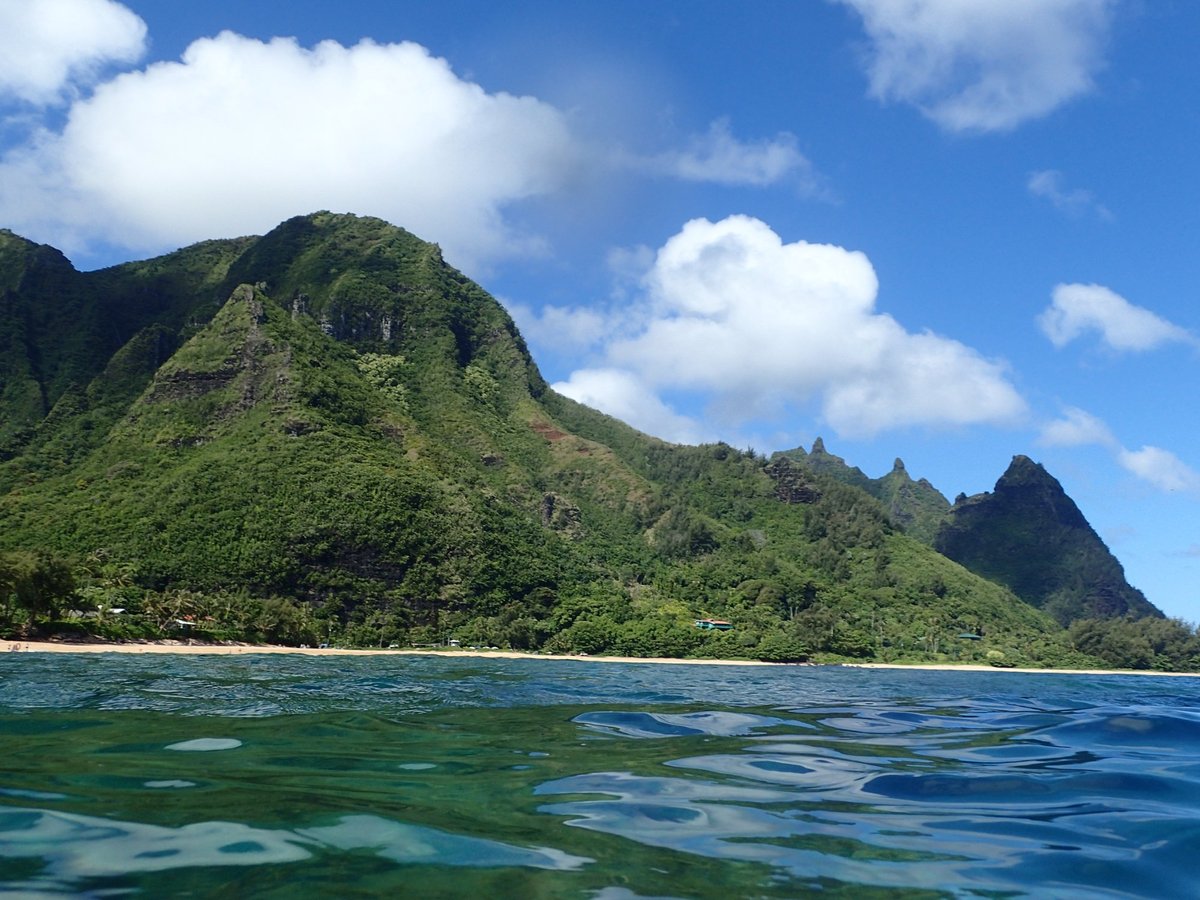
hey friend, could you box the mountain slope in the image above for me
[935,455,1160,625]
[776,439,951,543]
[0,227,251,466]
[0,214,1097,663]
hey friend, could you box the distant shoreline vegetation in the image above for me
[3,548,1198,671]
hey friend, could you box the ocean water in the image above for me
[1,654,1198,898]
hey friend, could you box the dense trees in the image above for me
[4,539,1195,671]
[1068,616,1200,672]
[0,550,75,630]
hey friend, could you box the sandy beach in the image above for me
[3,638,1197,676]
[0,638,780,666]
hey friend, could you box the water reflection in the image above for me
[538,701,1200,897]
[0,805,589,893]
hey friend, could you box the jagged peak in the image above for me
[995,455,1059,492]
[892,458,907,474]
[811,436,827,454]
[1006,453,1040,473]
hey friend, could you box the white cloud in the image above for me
[506,301,621,354]
[1036,408,1200,495]
[0,23,836,270]
[1038,283,1194,352]
[0,0,146,105]
[0,32,579,270]
[837,0,1115,132]
[1118,446,1200,494]
[1038,407,1115,447]
[553,369,707,445]
[554,215,1026,441]
[1027,170,1113,221]
[643,119,819,190]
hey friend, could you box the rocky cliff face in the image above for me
[935,455,1160,624]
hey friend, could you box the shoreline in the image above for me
[0,639,778,667]
[3,638,1197,677]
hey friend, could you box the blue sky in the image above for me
[2,0,1198,620]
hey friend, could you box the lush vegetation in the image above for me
[1067,616,1200,673]
[935,455,1159,624]
[0,214,1190,670]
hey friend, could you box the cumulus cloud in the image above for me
[554,215,1026,441]
[1118,446,1200,494]
[552,369,707,445]
[1038,406,1115,447]
[0,0,146,105]
[1027,170,1113,221]
[837,0,1115,132]
[1038,283,1194,352]
[642,119,820,191]
[0,31,579,270]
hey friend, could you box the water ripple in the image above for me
[1,654,1198,897]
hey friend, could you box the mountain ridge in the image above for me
[0,213,1179,667]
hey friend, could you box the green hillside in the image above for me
[777,439,951,544]
[936,455,1161,625]
[0,213,1179,668]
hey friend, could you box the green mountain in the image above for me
[0,213,1151,666]
[778,441,1162,633]
[935,455,1160,626]
[777,439,951,544]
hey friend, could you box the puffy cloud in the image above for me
[1038,407,1115,447]
[0,32,578,270]
[506,301,622,354]
[1118,446,1200,494]
[1038,283,1194,352]
[554,215,1026,441]
[552,369,707,445]
[837,0,1115,132]
[642,119,819,190]
[1027,170,1113,221]
[0,0,146,105]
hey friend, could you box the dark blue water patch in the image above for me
[1037,709,1200,751]
[860,769,1197,809]
[924,740,1084,765]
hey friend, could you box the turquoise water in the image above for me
[1,655,1199,898]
